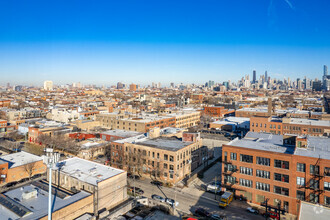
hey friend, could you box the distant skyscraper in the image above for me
[44,80,53,90]
[252,70,256,83]
[265,71,268,82]
[324,65,328,76]
[117,82,124,89]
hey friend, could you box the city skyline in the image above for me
[1,0,330,85]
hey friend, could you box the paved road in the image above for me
[129,178,264,220]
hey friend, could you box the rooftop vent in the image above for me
[22,189,38,200]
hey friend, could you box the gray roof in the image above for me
[298,201,330,220]
[286,118,330,127]
[228,132,330,159]
[54,157,125,186]
[135,137,192,151]
[228,132,295,154]
[0,151,43,168]
[294,136,330,160]
[0,184,91,220]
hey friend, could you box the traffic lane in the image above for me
[129,179,263,220]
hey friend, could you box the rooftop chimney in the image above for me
[268,97,272,116]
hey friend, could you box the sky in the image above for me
[0,0,330,86]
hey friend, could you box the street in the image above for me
[129,177,264,220]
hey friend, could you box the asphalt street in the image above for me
[129,178,264,220]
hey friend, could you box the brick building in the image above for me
[222,132,330,216]
[110,131,204,184]
[0,151,46,185]
[203,106,235,118]
[250,116,330,136]
[51,157,128,217]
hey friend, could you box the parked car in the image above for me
[128,187,144,195]
[165,198,179,207]
[150,180,163,186]
[194,208,210,217]
[151,194,165,202]
[224,132,231,137]
[246,207,259,214]
[210,214,225,220]
[128,174,140,180]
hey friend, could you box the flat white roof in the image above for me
[0,151,43,168]
[54,157,125,186]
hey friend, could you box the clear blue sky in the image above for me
[0,0,330,86]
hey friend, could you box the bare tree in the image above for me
[23,161,36,180]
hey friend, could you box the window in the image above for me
[256,170,270,179]
[224,164,237,172]
[297,163,306,172]
[169,165,174,171]
[230,152,237,161]
[274,186,289,196]
[157,153,159,159]
[163,163,168,169]
[297,177,305,186]
[274,173,289,183]
[257,157,270,166]
[325,196,330,206]
[224,151,227,162]
[325,167,330,176]
[239,178,253,187]
[310,165,319,175]
[240,166,253,175]
[240,154,253,163]
[274,159,289,169]
[169,155,174,162]
[256,182,270,192]
[164,172,168,177]
[324,182,330,191]
[170,173,173,179]
[297,190,305,201]
[164,154,168,161]
[310,179,319,190]
[310,193,319,203]
[224,176,236,184]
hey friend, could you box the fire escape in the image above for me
[222,155,238,191]
[297,156,324,205]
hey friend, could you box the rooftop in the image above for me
[227,132,330,159]
[136,137,193,151]
[0,182,91,220]
[54,157,125,186]
[0,151,43,169]
[101,129,142,138]
[286,118,330,127]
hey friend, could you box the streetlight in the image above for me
[43,148,60,220]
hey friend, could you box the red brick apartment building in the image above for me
[236,107,325,120]
[203,106,235,118]
[222,132,330,216]
[250,116,330,136]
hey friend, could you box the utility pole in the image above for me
[43,148,59,220]
[133,166,136,197]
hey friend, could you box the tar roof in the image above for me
[54,157,124,186]
[1,184,91,220]
[0,151,42,169]
[135,137,192,151]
